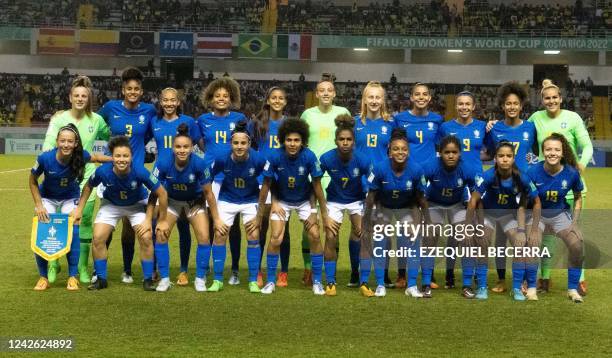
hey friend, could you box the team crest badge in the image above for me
[475,175,484,187]
[381,126,388,134]
[131,180,137,189]
[457,178,463,187]
[561,122,567,129]
[473,130,480,138]
[523,131,529,141]
[428,122,434,130]
[89,125,94,133]
[406,180,412,190]
[353,168,360,177]
[562,180,568,189]
[298,166,305,175]
[230,122,236,130]
[249,168,255,176]
[188,174,195,183]
[139,115,145,124]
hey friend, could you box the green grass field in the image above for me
[1,155,612,357]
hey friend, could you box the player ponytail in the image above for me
[253,86,286,145]
[174,122,192,143]
[540,78,560,97]
[57,123,86,182]
[543,133,578,169]
[493,141,524,195]
[231,120,250,142]
[334,114,355,139]
[278,118,310,147]
[70,75,93,116]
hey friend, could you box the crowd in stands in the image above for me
[0,71,599,138]
[0,0,608,35]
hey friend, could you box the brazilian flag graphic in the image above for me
[238,34,273,58]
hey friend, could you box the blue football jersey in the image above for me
[89,163,160,206]
[439,119,487,174]
[367,159,427,209]
[422,158,476,206]
[527,162,583,217]
[319,149,370,204]
[486,120,537,173]
[212,148,266,204]
[153,153,212,202]
[354,116,395,165]
[392,110,443,163]
[32,149,92,200]
[152,115,202,165]
[475,167,537,215]
[98,100,156,166]
[263,147,323,204]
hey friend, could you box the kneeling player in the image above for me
[74,136,169,291]
[259,118,330,295]
[152,123,225,292]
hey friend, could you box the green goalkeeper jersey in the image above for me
[300,105,350,158]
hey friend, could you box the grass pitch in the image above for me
[1,155,612,357]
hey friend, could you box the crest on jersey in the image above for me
[249,168,255,176]
[475,175,484,187]
[381,126,388,134]
[428,122,434,130]
[88,125,94,133]
[139,115,145,124]
[353,168,360,177]
[562,180,568,189]
[523,131,529,141]
[298,166,305,175]
[130,180,137,189]
[229,122,236,130]
[188,174,195,183]
[473,130,480,138]
[406,180,413,190]
[457,178,463,187]
[561,122,567,129]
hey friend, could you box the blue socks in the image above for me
[246,240,260,283]
[141,259,154,280]
[154,242,170,279]
[348,240,360,273]
[212,244,226,281]
[324,260,337,284]
[311,253,323,284]
[526,263,538,288]
[512,262,525,290]
[462,257,475,287]
[35,254,48,277]
[267,253,279,284]
[421,255,435,287]
[177,218,191,273]
[476,263,488,289]
[406,238,420,287]
[66,225,80,277]
[360,258,371,284]
[568,267,582,290]
[94,259,108,280]
[196,244,211,279]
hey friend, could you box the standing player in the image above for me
[74,136,169,291]
[42,75,110,284]
[152,87,202,286]
[208,121,266,293]
[528,79,592,294]
[438,91,487,288]
[466,142,539,300]
[392,82,443,288]
[420,135,478,298]
[152,124,224,292]
[30,124,110,290]
[197,77,246,286]
[249,86,291,287]
[527,133,585,303]
[299,79,350,286]
[98,67,157,284]
[485,81,538,293]
[319,115,371,296]
[362,128,430,298]
[259,118,330,295]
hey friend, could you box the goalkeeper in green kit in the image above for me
[42,76,110,284]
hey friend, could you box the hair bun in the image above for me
[542,79,554,88]
[176,123,189,137]
[334,114,355,129]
